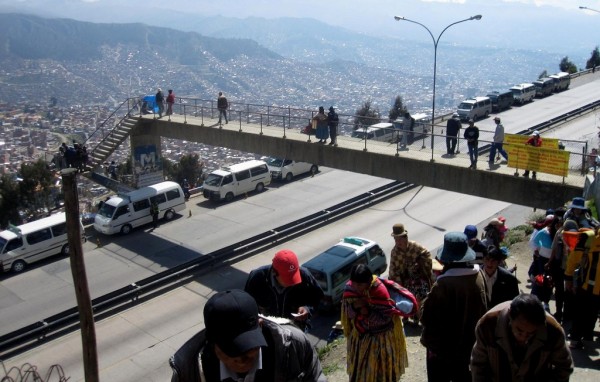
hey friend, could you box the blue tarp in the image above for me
[142,95,159,113]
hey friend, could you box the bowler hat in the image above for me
[437,232,476,263]
[391,223,408,237]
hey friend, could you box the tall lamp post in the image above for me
[580,6,600,13]
[394,15,482,161]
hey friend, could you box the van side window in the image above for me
[250,165,268,176]
[222,175,233,185]
[165,189,181,201]
[235,170,251,181]
[51,222,67,237]
[152,193,167,204]
[3,238,23,253]
[133,199,150,212]
[332,255,368,288]
[26,228,52,245]
[114,205,130,218]
[368,245,385,259]
[283,160,293,166]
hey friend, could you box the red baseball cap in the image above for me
[272,249,302,286]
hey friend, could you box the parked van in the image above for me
[532,77,555,98]
[351,122,394,142]
[486,91,514,112]
[203,159,271,202]
[0,212,85,273]
[549,72,571,92]
[509,83,536,105]
[302,237,387,310]
[265,157,318,182]
[94,181,185,235]
[392,113,430,144]
[456,96,492,121]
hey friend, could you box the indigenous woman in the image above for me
[341,264,408,382]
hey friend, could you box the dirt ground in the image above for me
[319,240,600,381]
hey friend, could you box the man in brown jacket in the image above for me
[420,231,488,382]
[471,293,573,381]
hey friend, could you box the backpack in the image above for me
[378,277,419,317]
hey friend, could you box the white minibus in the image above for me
[549,72,571,92]
[202,160,271,202]
[456,96,492,121]
[351,122,395,142]
[0,212,85,273]
[509,83,536,105]
[93,181,186,235]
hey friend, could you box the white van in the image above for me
[549,72,571,92]
[456,97,492,121]
[202,159,271,202]
[532,77,555,98]
[265,157,318,182]
[0,212,85,273]
[392,113,430,144]
[94,181,185,235]
[510,83,536,105]
[351,122,394,142]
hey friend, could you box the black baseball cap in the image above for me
[204,290,267,357]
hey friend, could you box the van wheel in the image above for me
[164,210,174,220]
[255,183,265,193]
[121,224,132,235]
[225,192,234,202]
[11,260,26,273]
[61,243,70,256]
[484,111,489,118]
[285,172,294,182]
[310,165,318,175]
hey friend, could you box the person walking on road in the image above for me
[464,119,480,169]
[151,200,159,229]
[489,116,509,168]
[217,91,228,124]
[446,113,461,155]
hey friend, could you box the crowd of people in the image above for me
[167,196,600,381]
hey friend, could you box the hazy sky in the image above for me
[2,0,600,55]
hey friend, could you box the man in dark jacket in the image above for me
[155,88,165,118]
[463,119,480,169]
[327,106,339,146]
[245,249,324,332]
[169,289,327,382]
[217,91,228,124]
[445,113,461,155]
[480,246,519,308]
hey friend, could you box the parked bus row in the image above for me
[457,71,571,121]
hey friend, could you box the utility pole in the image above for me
[61,168,99,382]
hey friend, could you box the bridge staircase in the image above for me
[88,114,138,168]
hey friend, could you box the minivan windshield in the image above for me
[0,237,7,254]
[265,157,283,167]
[98,203,117,219]
[458,102,474,110]
[204,174,224,187]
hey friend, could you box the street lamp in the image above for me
[580,6,600,13]
[394,14,482,161]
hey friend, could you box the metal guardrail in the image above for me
[0,180,417,358]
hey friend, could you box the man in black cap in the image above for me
[169,289,326,382]
[420,232,488,382]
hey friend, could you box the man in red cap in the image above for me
[244,249,324,331]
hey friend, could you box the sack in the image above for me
[379,278,419,317]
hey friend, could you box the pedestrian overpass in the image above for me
[89,103,590,209]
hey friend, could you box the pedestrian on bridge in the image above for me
[313,106,329,144]
[489,116,509,168]
[328,106,339,146]
[446,113,461,155]
[217,91,228,124]
[155,88,165,118]
[522,131,542,179]
[166,89,175,116]
[464,119,479,169]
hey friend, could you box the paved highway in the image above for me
[2,73,600,380]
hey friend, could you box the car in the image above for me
[265,156,318,181]
[302,237,388,311]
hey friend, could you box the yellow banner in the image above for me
[505,144,570,177]
[505,133,560,149]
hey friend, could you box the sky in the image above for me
[1,0,600,56]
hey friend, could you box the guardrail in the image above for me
[0,180,417,358]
